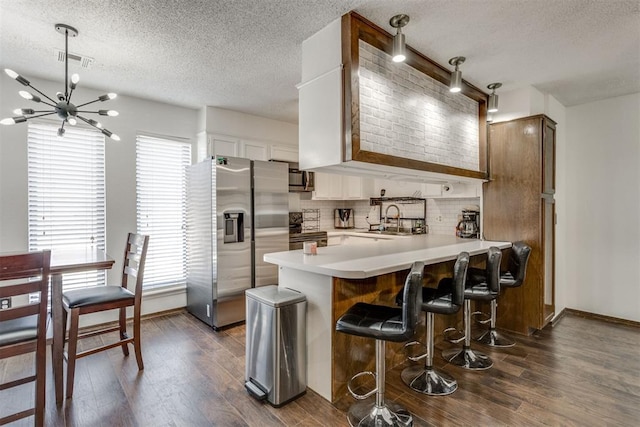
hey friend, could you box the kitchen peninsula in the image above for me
[264,234,511,402]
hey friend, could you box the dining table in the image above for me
[50,247,115,404]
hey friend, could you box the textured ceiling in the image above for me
[1,0,638,124]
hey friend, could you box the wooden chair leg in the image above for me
[133,307,143,370]
[35,338,46,426]
[119,307,129,356]
[66,308,80,399]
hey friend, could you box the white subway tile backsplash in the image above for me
[298,197,479,237]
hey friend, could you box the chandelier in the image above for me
[1,23,120,140]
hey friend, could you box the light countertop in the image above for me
[265,234,511,279]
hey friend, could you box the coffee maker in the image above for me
[334,209,354,229]
[457,208,480,238]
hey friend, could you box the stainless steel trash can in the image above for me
[245,285,306,407]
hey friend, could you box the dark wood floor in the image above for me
[1,310,639,426]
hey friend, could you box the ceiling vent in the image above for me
[53,48,94,69]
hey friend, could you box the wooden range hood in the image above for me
[298,12,489,184]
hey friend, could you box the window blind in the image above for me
[28,122,106,289]
[136,135,191,288]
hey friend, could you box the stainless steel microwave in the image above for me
[288,163,314,192]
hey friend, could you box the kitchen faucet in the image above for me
[384,204,401,232]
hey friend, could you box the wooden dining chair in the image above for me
[61,233,149,399]
[0,250,51,427]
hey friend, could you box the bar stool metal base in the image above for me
[401,365,458,396]
[347,399,413,427]
[475,328,515,347]
[442,347,493,370]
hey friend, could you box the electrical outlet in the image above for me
[436,215,443,222]
[0,297,11,310]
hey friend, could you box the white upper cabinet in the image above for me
[343,175,375,199]
[208,134,239,158]
[313,172,374,200]
[241,140,269,161]
[314,173,342,199]
[269,145,299,163]
[204,133,297,163]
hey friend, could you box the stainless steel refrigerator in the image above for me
[186,156,289,329]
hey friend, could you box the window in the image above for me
[136,135,191,288]
[28,122,106,289]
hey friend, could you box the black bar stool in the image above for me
[442,247,502,370]
[397,252,469,396]
[469,241,531,347]
[336,262,424,427]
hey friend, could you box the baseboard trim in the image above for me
[549,308,568,327]
[563,308,640,328]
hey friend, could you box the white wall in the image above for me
[0,75,198,321]
[565,93,640,321]
[202,106,298,145]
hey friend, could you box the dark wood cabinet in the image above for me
[483,114,556,334]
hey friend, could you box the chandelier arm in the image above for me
[76,115,97,127]
[75,99,100,108]
[25,112,57,120]
[26,84,58,105]
[14,110,53,115]
[76,110,101,114]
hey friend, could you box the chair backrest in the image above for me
[0,251,50,342]
[121,233,149,301]
[400,261,425,339]
[451,252,470,307]
[486,247,503,293]
[507,241,532,286]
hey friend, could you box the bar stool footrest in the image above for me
[347,399,413,427]
[443,327,465,344]
[403,340,428,362]
[347,371,377,400]
[471,310,491,325]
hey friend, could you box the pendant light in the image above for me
[487,82,502,113]
[2,24,120,140]
[389,14,410,63]
[448,56,466,93]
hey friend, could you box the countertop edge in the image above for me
[265,237,512,279]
